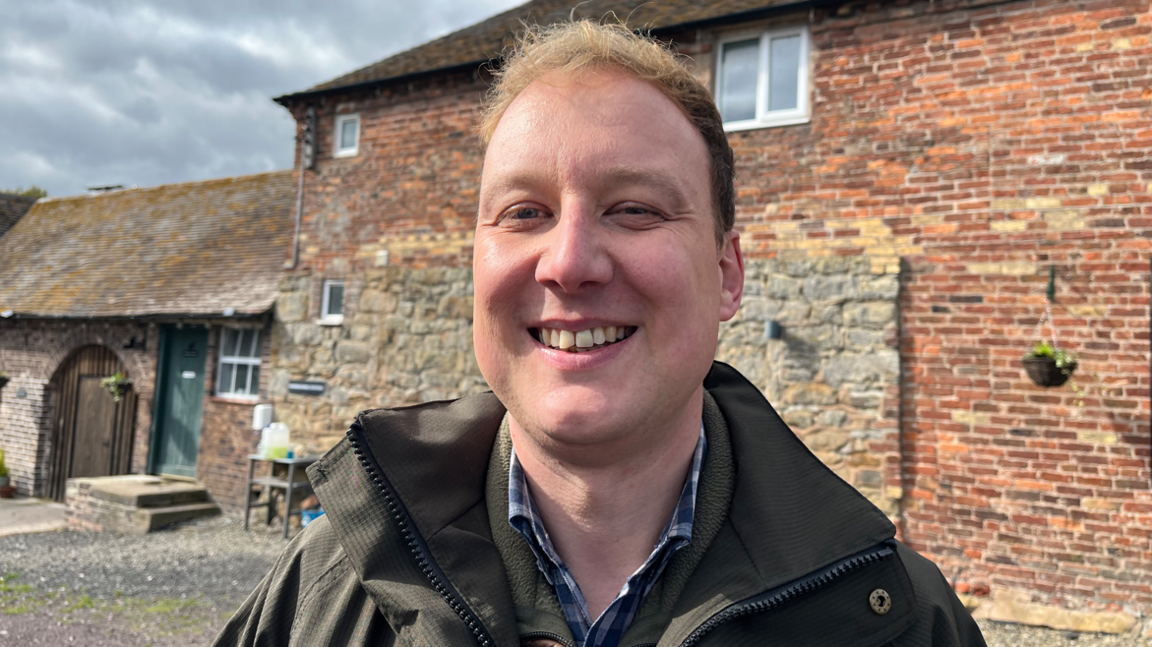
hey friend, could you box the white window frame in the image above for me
[716,25,811,132]
[217,327,261,400]
[319,279,345,325]
[333,113,360,158]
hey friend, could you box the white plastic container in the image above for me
[252,404,274,431]
[257,422,291,459]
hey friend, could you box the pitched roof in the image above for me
[0,171,295,319]
[277,0,805,102]
[0,193,37,240]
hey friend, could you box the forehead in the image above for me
[480,70,711,199]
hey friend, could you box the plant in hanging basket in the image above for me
[0,370,8,389]
[1021,342,1077,388]
[100,372,133,402]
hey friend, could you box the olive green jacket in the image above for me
[213,362,985,647]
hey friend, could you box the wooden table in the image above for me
[244,454,319,539]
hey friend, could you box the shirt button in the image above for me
[869,588,892,615]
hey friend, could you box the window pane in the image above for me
[720,39,759,123]
[340,119,358,150]
[240,329,257,357]
[326,283,344,316]
[235,365,249,395]
[222,328,239,357]
[220,363,234,394]
[248,365,260,395]
[769,35,801,112]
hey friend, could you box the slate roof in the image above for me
[0,193,37,240]
[0,171,295,319]
[277,0,806,102]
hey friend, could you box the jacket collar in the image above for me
[309,361,896,646]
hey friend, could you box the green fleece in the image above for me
[212,362,986,647]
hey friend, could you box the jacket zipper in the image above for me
[346,420,496,647]
[676,542,895,647]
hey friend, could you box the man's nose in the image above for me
[534,205,613,293]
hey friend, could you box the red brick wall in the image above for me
[0,320,158,496]
[749,0,1152,615]
[197,323,274,513]
[286,68,487,273]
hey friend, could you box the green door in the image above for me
[152,326,208,478]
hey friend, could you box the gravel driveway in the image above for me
[1,519,1149,646]
[0,517,285,646]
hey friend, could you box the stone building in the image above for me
[268,0,1151,632]
[0,172,294,512]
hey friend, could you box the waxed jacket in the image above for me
[213,362,985,647]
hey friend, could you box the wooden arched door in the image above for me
[47,345,138,501]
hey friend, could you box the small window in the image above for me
[334,114,360,157]
[717,26,810,131]
[321,279,344,325]
[217,328,261,398]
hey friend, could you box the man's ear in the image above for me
[718,229,744,322]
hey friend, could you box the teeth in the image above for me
[537,326,632,352]
[558,330,575,349]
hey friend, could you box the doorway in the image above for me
[149,326,208,479]
[47,345,138,501]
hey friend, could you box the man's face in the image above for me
[474,70,743,451]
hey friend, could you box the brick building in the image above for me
[0,172,294,512]
[268,0,1151,631]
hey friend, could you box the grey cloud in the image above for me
[1,0,523,195]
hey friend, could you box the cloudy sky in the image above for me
[1,0,524,197]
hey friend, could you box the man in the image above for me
[214,21,984,647]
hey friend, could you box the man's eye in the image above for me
[609,204,665,221]
[509,207,543,220]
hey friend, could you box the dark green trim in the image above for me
[146,326,170,475]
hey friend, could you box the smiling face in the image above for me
[474,69,744,456]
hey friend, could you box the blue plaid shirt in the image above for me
[509,425,706,647]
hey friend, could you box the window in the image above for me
[716,26,810,131]
[334,114,360,157]
[320,279,344,325]
[217,328,261,398]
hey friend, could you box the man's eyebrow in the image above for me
[481,166,695,212]
[596,165,693,212]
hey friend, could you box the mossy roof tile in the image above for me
[0,171,295,318]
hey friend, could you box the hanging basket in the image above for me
[0,376,8,390]
[1022,356,1077,388]
[100,373,133,402]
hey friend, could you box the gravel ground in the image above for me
[2,519,1150,646]
[0,516,286,646]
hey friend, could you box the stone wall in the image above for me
[719,257,902,516]
[267,266,486,453]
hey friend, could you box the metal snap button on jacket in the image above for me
[869,588,892,615]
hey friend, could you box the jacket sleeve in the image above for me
[211,516,396,647]
[893,542,987,647]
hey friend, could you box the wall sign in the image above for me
[288,380,326,396]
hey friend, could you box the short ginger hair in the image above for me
[479,20,736,241]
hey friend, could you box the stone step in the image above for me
[137,502,220,533]
[82,476,209,508]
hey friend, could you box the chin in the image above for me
[511,385,638,446]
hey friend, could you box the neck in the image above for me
[508,388,703,620]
